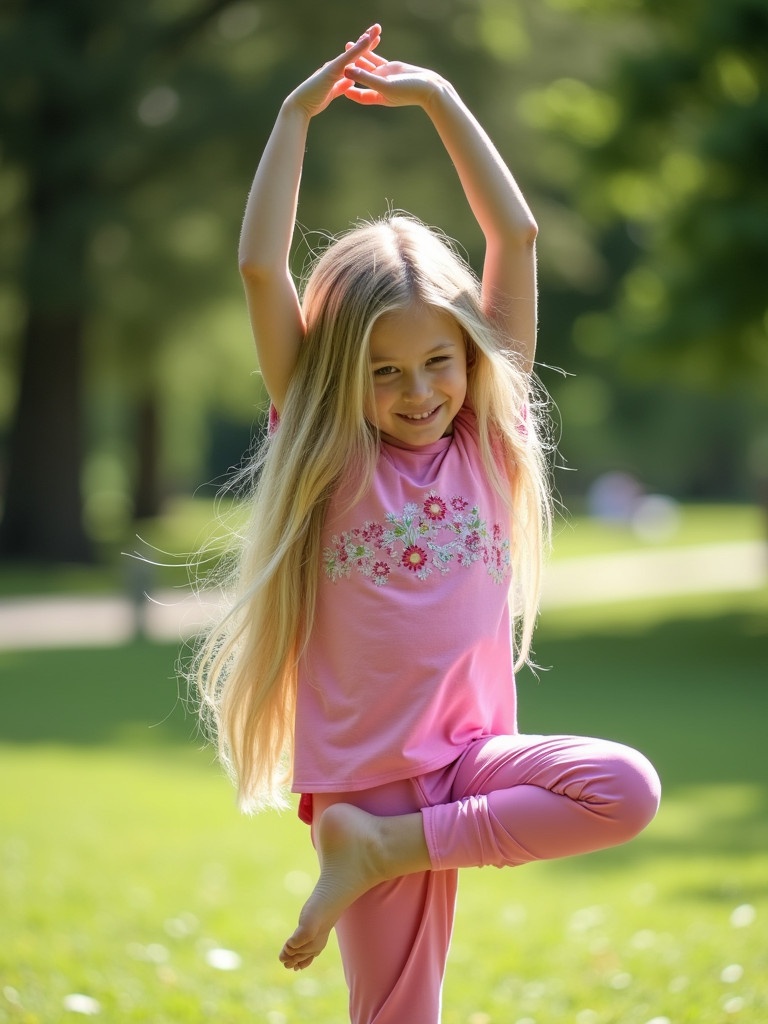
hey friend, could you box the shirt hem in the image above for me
[291,749,464,795]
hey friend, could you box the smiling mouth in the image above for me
[400,406,440,422]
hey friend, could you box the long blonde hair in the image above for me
[194,214,552,812]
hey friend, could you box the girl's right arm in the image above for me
[239,26,381,411]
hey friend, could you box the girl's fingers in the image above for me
[331,35,372,68]
[343,68,387,105]
[363,49,388,67]
[329,76,357,100]
[351,55,379,73]
[344,67,384,88]
[344,85,386,106]
[347,46,388,70]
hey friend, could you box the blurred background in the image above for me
[1,0,766,575]
[1,5,767,1021]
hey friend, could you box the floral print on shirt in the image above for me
[323,491,511,586]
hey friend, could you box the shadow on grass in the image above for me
[1,609,765,797]
[0,640,196,747]
[519,608,767,791]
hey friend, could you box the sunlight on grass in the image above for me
[551,503,764,560]
[1,746,765,1023]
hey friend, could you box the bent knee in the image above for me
[611,744,661,838]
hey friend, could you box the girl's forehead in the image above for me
[369,304,464,353]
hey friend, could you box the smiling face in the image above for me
[364,303,468,447]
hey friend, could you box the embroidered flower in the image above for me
[371,561,391,586]
[465,530,482,554]
[361,521,385,546]
[347,541,371,567]
[423,494,447,521]
[402,545,428,572]
[324,491,509,586]
[324,537,352,581]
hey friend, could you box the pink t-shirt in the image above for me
[292,407,518,800]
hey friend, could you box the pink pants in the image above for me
[311,733,661,1024]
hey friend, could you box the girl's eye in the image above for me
[427,356,450,366]
[373,366,398,378]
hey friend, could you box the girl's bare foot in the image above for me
[278,802,429,970]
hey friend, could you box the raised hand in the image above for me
[286,25,382,119]
[342,47,443,109]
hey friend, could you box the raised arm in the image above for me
[239,26,381,410]
[344,56,538,372]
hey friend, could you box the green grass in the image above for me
[1,592,767,1022]
[550,502,764,560]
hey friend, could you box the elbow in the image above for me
[520,217,538,246]
[500,217,538,250]
[239,256,279,289]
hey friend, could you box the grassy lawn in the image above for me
[2,583,766,1024]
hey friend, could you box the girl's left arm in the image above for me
[428,84,539,373]
[345,60,538,371]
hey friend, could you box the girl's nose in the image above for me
[403,371,432,401]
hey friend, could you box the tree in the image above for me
[581,0,768,388]
[0,0,534,562]
[515,0,768,501]
[0,0,248,562]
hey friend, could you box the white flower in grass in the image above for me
[721,964,744,984]
[668,975,689,993]
[62,994,101,1015]
[164,912,198,938]
[723,996,745,1014]
[568,904,606,933]
[205,947,242,970]
[730,904,756,928]
[631,928,658,949]
[609,971,632,990]
[643,1017,671,1024]
[576,1011,598,1024]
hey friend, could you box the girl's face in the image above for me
[364,303,468,447]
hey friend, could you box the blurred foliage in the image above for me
[0,0,765,562]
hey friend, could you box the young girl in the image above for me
[197,25,661,1024]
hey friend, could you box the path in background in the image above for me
[0,540,765,651]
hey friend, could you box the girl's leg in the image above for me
[422,734,661,871]
[283,782,457,1024]
[281,734,660,1016]
[335,865,457,1024]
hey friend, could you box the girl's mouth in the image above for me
[399,406,440,422]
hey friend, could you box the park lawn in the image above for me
[1,590,766,1024]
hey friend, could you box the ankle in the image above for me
[378,812,430,879]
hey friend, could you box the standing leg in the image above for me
[422,734,661,871]
[336,868,457,1024]
[298,782,458,1024]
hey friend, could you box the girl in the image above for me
[196,25,661,1024]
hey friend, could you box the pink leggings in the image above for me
[311,733,661,1024]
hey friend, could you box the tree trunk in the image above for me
[132,391,164,521]
[0,308,93,562]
